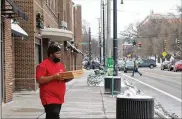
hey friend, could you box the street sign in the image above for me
[127,54,131,57]
[162,51,167,57]
[107,58,114,76]
[78,42,88,45]
[107,58,114,68]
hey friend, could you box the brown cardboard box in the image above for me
[59,70,84,79]
[59,72,74,79]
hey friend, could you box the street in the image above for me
[121,67,182,118]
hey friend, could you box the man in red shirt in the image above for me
[36,45,72,119]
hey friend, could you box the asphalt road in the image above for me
[120,67,182,118]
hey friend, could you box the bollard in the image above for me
[116,95,154,119]
[104,76,121,94]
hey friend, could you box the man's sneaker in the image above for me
[140,74,142,76]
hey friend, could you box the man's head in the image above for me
[47,45,61,63]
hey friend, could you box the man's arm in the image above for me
[36,65,63,84]
[36,75,55,84]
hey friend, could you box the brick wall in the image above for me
[66,0,73,31]
[3,19,14,103]
[13,0,36,91]
[42,38,49,60]
[58,0,66,23]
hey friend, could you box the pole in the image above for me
[89,27,92,63]
[103,0,106,67]
[0,1,4,117]
[107,0,112,58]
[98,19,102,63]
[180,0,182,58]
[113,0,118,76]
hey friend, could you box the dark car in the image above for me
[138,59,156,69]
[118,60,125,71]
[124,60,134,73]
[161,61,171,70]
[84,60,101,70]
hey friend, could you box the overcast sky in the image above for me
[73,0,181,38]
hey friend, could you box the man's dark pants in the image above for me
[132,67,142,76]
[44,104,62,119]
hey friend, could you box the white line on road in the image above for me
[123,74,182,103]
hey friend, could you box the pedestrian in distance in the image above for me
[36,45,73,119]
[131,59,142,77]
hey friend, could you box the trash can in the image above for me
[104,76,112,93]
[110,76,121,95]
[116,95,154,119]
[104,76,121,94]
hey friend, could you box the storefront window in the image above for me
[35,38,42,66]
[35,44,41,66]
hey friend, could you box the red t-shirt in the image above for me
[36,58,66,105]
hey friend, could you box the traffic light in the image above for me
[138,42,142,50]
[132,40,136,46]
[164,40,167,51]
[176,39,180,46]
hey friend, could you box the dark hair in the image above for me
[47,45,61,56]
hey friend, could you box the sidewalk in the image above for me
[2,70,116,118]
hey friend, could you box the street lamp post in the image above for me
[113,0,124,76]
[102,0,106,68]
[113,0,118,76]
[89,27,92,63]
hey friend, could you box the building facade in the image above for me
[1,0,83,103]
[137,13,182,57]
[1,0,28,103]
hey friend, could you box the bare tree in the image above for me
[82,20,100,59]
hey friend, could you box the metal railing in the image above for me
[87,69,107,86]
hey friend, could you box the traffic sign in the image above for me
[107,58,114,76]
[127,54,131,57]
[162,51,167,57]
[78,42,88,45]
[107,58,114,68]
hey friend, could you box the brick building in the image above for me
[1,0,28,103]
[137,13,182,57]
[1,0,83,103]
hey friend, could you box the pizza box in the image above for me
[59,71,74,80]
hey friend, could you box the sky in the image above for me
[72,0,181,39]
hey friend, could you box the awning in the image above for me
[11,20,28,38]
[2,0,28,21]
[67,41,84,55]
[41,28,73,42]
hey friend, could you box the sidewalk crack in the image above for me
[100,88,107,119]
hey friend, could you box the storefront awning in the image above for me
[2,0,28,21]
[41,28,73,42]
[11,20,28,38]
[67,41,84,55]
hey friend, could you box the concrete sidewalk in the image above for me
[2,70,116,118]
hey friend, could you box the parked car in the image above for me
[118,60,125,71]
[161,61,171,70]
[138,59,156,69]
[124,60,134,73]
[168,59,180,71]
[173,60,182,72]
